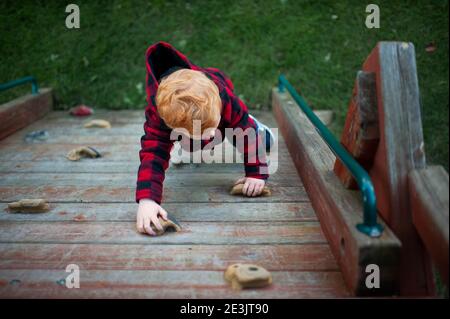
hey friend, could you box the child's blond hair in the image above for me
[156,69,221,136]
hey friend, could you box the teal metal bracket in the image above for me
[0,76,39,95]
[278,74,383,238]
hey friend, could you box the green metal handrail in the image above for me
[0,76,39,95]
[278,74,383,237]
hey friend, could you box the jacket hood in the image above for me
[144,41,238,128]
[145,41,203,105]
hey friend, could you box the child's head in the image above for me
[156,69,221,139]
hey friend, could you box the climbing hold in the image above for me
[56,278,66,286]
[84,119,111,129]
[150,216,181,236]
[66,146,101,161]
[69,105,93,116]
[8,199,50,213]
[9,279,21,286]
[24,130,49,143]
[224,263,272,290]
[229,183,271,197]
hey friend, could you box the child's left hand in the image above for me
[234,177,266,197]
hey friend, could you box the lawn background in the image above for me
[1,0,448,169]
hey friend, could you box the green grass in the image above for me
[0,0,448,169]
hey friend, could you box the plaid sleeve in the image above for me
[135,105,173,204]
[227,91,269,180]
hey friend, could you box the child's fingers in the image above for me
[252,184,263,196]
[246,183,256,197]
[159,207,168,221]
[136,216,145,233]
[242,181,250,195]
[234,177,246,185]
[259,184,265,195]
[144,216,156,236]
[250,184,258,196]
[151,216,164,231]
[253,184,262,197]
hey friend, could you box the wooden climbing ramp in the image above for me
[1,42,447,298]
[0,101,350,297]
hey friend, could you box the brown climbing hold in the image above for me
[151,216,182,236]
[224,263,272,290]
[84,119,111,129]
[66,146,101,161]
[7,199,50,213]
[229,183,271,197]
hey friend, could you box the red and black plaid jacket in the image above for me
[136,41,269,204]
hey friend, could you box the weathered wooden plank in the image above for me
[0,243,337,271]
[409,166,449,288]
[0,88,53,141]
[363,42,434,296]
[0,202,315,222]
[0,107,347,299]
[0,135,141,144]
[41,109,145,124]
[0,221,325,245]
[0,160,298,174]
[0,185,308,203]
[0,172,303,188]
[0,108,280,144]
[334,71,379,189]
[0,132,288,145]
[0,142,290,161]
[0,269,349,299]
[1,125,144,144]
[30,109,274,125]
[272,87,401,296]
[0,111,279,140]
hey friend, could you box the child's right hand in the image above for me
[136,199,169,236]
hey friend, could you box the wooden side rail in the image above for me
[0,88,53,141]
[409,166,449,288]
[272,87,401,296]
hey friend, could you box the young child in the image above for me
[136,41,274,236]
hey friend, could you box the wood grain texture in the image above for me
[0,108,350,298]
[0,185,308,203]
[0,243,337,271]
[0,269,349,299]
[334,71,379,189]
[21,109,277,126]
[272,87,401,296]
[0,109,279,144]
[363,42,434,296]
[0,160,297,174]
[0,221,325,245]
[0,142,290,161]
[409,166,449,287]
[0,88,53,141]
[0,172,303,187]
[0,202,316,222]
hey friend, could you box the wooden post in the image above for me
[357,42,434,296]
[409,166,449,288]
[334,71,379,189]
